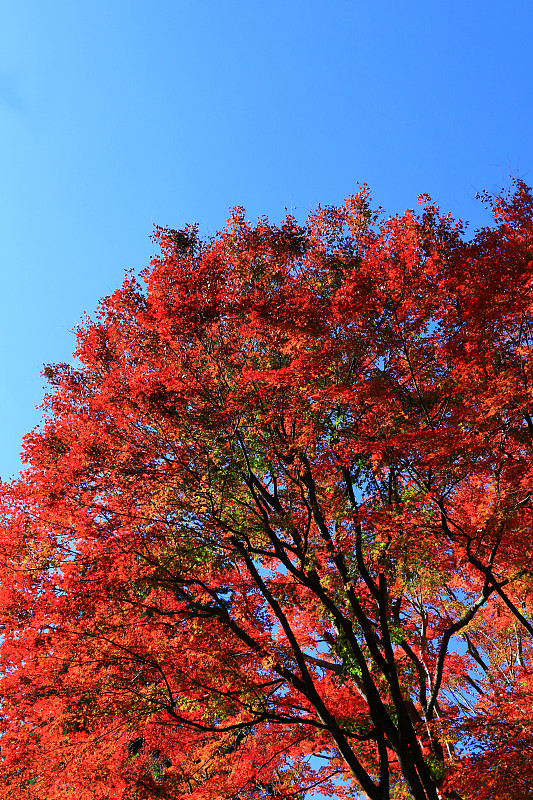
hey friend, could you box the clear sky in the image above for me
[1,0,532,484]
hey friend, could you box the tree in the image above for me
[1,182,533,800]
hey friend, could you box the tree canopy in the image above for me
[1,182,533,800]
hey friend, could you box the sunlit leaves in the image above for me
[1,182,533,799]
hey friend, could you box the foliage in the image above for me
[1,182,533,799]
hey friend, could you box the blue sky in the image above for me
[1,0,532,484]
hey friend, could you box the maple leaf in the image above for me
[1,182,533,800]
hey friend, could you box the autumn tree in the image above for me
[1,182,533,800]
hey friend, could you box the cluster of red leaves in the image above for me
[0,183,533,800]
